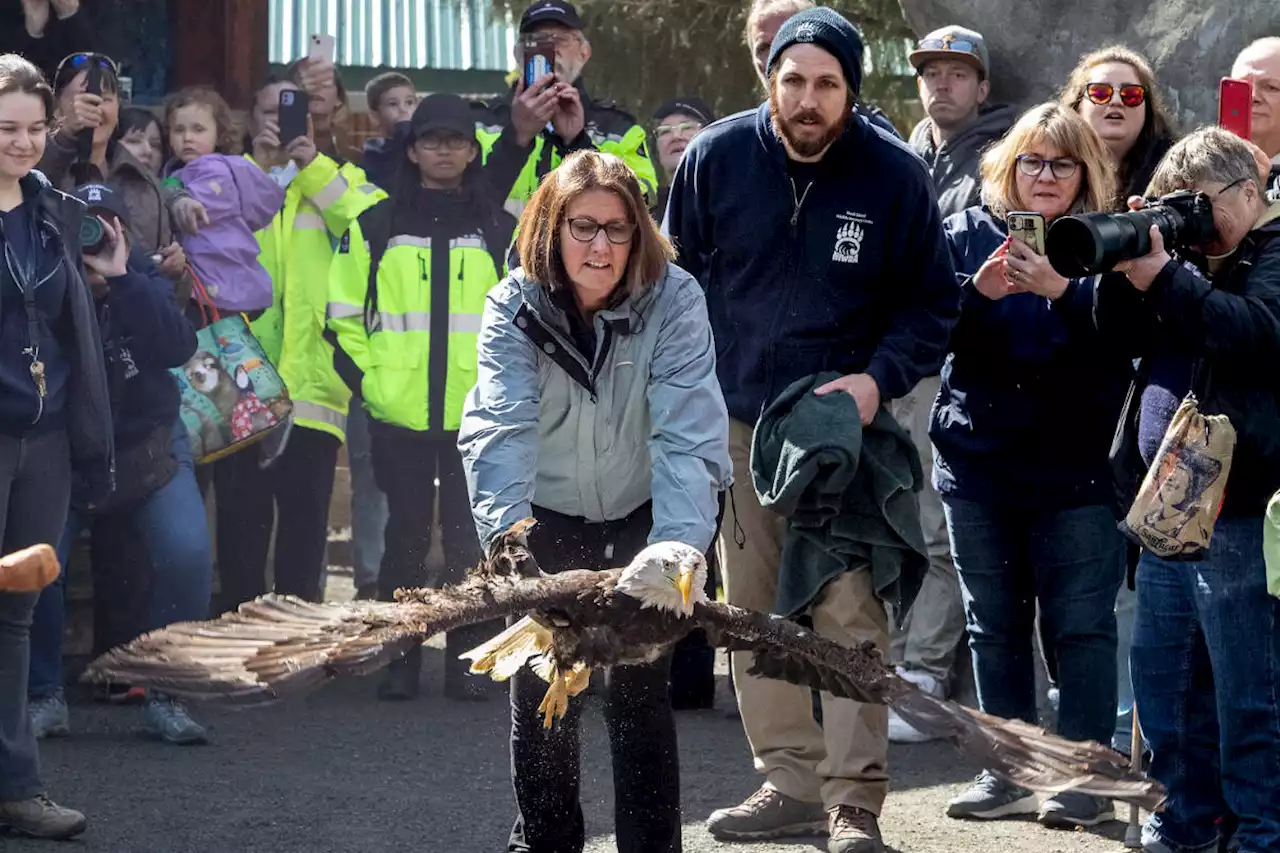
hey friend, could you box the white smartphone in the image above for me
[1007,211,1046,255]
[308,33,336,64]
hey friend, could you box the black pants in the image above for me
[509,502,680,853]
[214,426,339,609]
[369,423,488,687]
[0,430,71,802]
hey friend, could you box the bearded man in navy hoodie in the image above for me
[663,9,958,853]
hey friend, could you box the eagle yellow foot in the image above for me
[537,664,591,728]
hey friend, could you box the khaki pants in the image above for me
[717,418,889,814]
[887,376,967,686]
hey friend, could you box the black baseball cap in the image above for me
[653,98,715,127]
[410,94,475,140]
[519,0,583,33]
[73,183,130,228]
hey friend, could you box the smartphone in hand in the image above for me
[308,33,336,64]
[1007,211,1046,255]
[1218,78,1253,141]
[523,36,556,89]
[277,89,311,146]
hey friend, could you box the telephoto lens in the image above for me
[1046,190,1217,277]
[80,214,109,256]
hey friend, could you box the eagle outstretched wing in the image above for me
[692,600,1165,811]
[83,570,609,705]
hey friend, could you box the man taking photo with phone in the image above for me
[1231,37,1280,195]
[475,0,657,216]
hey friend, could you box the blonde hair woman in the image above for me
[929,103,1133,829]
[458,149,731,853]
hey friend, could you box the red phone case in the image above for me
[1218,78,1253,140]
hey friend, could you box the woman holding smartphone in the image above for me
[932,103,1136,830]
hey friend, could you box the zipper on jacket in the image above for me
[789,177,814,229]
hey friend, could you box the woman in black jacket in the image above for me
[1105,127,1280,853]
[0,52,110,841]
[26,183,211,747]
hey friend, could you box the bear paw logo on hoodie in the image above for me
[832,220,863,263]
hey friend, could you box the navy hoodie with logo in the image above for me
[663,102,960,424]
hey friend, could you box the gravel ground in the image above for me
[6,640,1139,853]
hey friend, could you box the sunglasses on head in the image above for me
[54,52,119,87]
[916,37,978,55]
[1084,82,1146,108]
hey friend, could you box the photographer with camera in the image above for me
[1096,126,1280,853]
[933,103,1133,830]
[27,183,213,747]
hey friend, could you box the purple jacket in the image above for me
[167,155,284,312]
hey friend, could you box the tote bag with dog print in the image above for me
[172,271,293,464]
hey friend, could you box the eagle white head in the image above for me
[614,541,709,617]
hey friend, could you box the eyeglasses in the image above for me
[525,32,580,49]
[1016,154,1080,180]
[418,134,472,151]
[54,52,119,87]
[916,37,978,55]
[655,121,703,140]
[566,217,635,245]
[1084,82,1146,108]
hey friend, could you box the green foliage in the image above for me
[485,0,924,135]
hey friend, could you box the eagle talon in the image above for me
[538,669,572,729]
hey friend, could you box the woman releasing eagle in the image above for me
[85,520,1165,812]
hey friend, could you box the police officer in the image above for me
[475,0,658,217]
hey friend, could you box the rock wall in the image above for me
[898,0,1280,131]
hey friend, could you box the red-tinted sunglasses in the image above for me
[1084,82,1146,108]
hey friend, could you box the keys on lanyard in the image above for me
[23,347,46,398]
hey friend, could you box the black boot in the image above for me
[378,645,422,701]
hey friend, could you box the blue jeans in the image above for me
[29,423,212,697]
[1132,516,1280,853]
[347,399,387,590]
[944,498,1125,745]
[1115,581,1138,752]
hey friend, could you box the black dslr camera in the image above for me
[80,215,111,256]
[1045,190,1217,277]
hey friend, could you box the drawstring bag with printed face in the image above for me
[1121,363,1235,561]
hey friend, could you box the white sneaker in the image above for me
[888,667,943,744]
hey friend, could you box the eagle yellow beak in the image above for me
[677,567,695,610]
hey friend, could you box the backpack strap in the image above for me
[358,201,394,332]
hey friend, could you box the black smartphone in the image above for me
[523,36,556,89]
[75,64,103,161]
[277,88,310,146]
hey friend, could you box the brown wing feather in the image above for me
[694,600,1165,811]
[83,570,609,705]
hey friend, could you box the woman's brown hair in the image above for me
[517,150,675,300]
[980,102,1116,220]
[0,53,56,122]
[1059,45,1178,207]
[164,86,240,155]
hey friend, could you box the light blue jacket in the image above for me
[458,262,732,553]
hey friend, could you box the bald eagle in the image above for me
[83,520,1164,811]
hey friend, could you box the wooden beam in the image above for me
[169,0,268,111]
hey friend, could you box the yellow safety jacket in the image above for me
[326,190,514,432]
[251,154,385,442]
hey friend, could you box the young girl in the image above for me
[115,107,165,175]
[162,86,284,312]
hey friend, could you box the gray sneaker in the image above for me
[28,691,70,740]
[0,793,87,839]
[707,787,827,840]
[946,770,1039,820]
[142,694,209,745]
[1039,791,1117,829]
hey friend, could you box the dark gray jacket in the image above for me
[909,104,1016,220]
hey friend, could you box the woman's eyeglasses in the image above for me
[655,121,703,140]
[1084,82,1146,108]
[567,217,635,245]
[1016,154,1080,180]
[54,52,119,86]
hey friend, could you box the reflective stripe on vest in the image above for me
[293,209,327,230]
[292,400,347,433]
[310,173,350,211]
[327,301,362,320]
[375,311,484,334]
